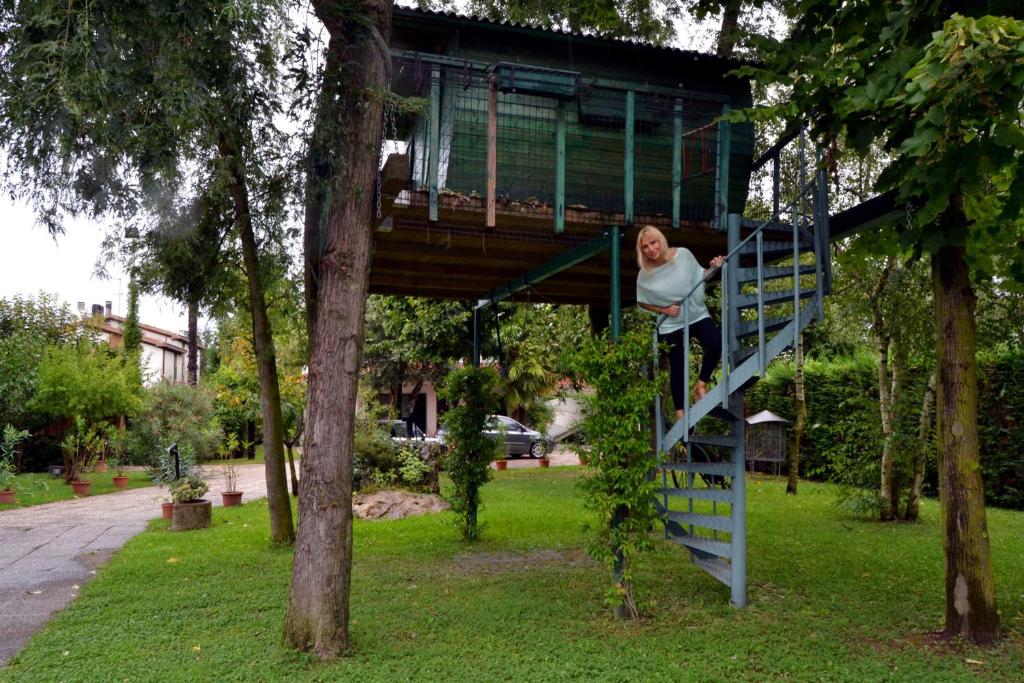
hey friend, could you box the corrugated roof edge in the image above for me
[393,5,753,69]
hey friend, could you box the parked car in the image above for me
[438,415,553,458]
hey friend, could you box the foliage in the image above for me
[568,328,661,618]
[0,424,29,490]
[30,342,142,425]
[127,382,222,465]
[747,348,1024,512]
[363,295,470,414]
[467,0,680,43]
[170,472,210,504]
[122,279,143,355]
[0,293,86,430]
[439,366,502,541]
[205,328,261,447]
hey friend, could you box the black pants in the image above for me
[659,317,722,410]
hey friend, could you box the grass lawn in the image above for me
[3,469,1022,681]
[0,470,154,510]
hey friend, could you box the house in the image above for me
[85,301,201,385]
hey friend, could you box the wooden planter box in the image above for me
[171,500,212,531]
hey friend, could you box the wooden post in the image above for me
[624,91,635,225]
[555,100,566,233]
[672,98,682,229]
[429,65,441,223]
[486,73,497,228]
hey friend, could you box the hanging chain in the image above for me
[376,85,398,220]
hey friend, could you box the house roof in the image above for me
[101,314,205,352]
[393,5,750,68]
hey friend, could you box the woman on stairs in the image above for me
[635,225,724,422]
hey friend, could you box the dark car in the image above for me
[438,415,553,458]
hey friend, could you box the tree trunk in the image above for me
[286,443,299,497]
[874,256,897,521]
[905,369,936,521]
[932,242,999,644]
[888,341,908,512]
[786,334,805,495]
[716,0,742,57]
[285,0,392,658]
[221,134,295,545]
[187,298,199,386]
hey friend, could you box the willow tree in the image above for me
[0,0,294,542]
[753,5,1024,644]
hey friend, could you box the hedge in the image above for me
[745,346,1024,510]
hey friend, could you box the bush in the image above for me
[126,382,221,465]
[746,347,1024,511]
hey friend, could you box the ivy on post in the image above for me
[570,329,661,619]
[439,366,502,541]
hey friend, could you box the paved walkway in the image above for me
[0,463,269,667]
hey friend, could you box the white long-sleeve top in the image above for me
[636,247,710,334]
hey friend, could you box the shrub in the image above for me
[439,366,502,541]
[569,328,661,619]
[126,382,221,464]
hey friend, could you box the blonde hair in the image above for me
[636,225,669,272]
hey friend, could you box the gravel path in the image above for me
[0,463,269,667]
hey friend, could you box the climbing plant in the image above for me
[438,366,502,541]
[569,328,661,619]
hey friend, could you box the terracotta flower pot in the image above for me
[93,461,108,473]
[161,502,175,520]
[172,499,212,531]
[494,460,508,470]
[71,480,91,497]
[538,458,550,468]
[113,475,130,490]
[221,491,244,507]
[0,489,15,505]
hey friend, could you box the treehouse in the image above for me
[375,6,759,308]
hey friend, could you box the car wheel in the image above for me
[529,440,546,458]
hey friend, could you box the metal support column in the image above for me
[472,306,481,368]
[609,226,621,341]
[428,65,441,223]
[716,104,731,231]
[672,98,682,229]
[624,92,635,226]
[555,101,566,233]
[730,391,747,608]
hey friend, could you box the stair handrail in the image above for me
[652,188,820,449]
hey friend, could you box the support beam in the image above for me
[624,91,635,225]
[730,391,747,608]
[486,74,497,228]
[476,231,615,308]
[610,225,621,341]
[716,104,731,231]
[555,100,566,233]
[428,65,441,223]
[672,99,682,229]
[472,306,481,367]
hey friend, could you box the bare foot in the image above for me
[693,380,708,401]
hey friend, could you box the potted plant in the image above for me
[110,457,129,490]
[0,424,27,504]
[108,430,129,489]
[221,464,243,506]
[61,423,91,497]
[169,471,211,531]
[537,456,550,468]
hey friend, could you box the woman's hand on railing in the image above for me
[662,303,680,317]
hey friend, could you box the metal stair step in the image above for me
[692,555,732,587]
[736,263,817,284]
[665,510,733,533]
[738,239,811,258]
[661,461,733,477]
[665,530,732,559]
[656,487,735,503]
[735,315,796,339]
[687,433,741,449]
[735,287,818,310]
[708,404,743,422]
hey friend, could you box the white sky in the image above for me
[1,198,191,333]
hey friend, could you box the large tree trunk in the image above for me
[285,0,391,658]
[932,242,999,644]
[716,0,742,57]
[187,298,199,386]
[905,369,936,521]
[786,334,805,495]
[221,134,295,545]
